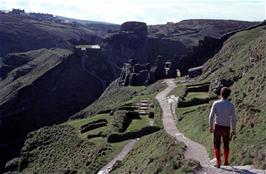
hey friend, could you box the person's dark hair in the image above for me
[220,87,231,99]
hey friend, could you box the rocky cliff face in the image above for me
[102,20,259,79]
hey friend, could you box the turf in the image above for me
[176,25,266,169]
[110,131,200,174]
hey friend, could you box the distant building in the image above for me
[75,45,101,50]
[188,66,203,78]
[164,61,172,76]
[74,45,101,55]
[11,9,25,15]
[29,12,53,20]
[176,69,181,77]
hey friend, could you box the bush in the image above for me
[108,110,140,133]
[153,99,163,128]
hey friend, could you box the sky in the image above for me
[0,0,265,24]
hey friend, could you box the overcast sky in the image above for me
[0,0,265,24]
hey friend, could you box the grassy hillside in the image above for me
[110,131,200,174]
[72,79,165,119]
[0,13,106,56]
[5,80,169,173]
[175,25,266,169]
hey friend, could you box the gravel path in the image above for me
[97,139,137,174]
[156,79,266,174]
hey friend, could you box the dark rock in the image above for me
[128,59,138,66]
[212,78,237,95]
[121,21,147,35]
[5,157,21,171]
[133,64,142,73]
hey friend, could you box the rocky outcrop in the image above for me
[103,20,259,81]
[118,55,175,86]
[121,21,148,35]
[102,21,150,78]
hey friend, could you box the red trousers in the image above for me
[214,124,230,150]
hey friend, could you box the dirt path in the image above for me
[97,139,137,174]
[156,79,266,174]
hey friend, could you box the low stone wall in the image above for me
[80,119,108,133]
[187,84,210,93]
[178,98,210,107]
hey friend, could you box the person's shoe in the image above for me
[214,164,221,168]
[214,148,221,168]
[223,148,229,166]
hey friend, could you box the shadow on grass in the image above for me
[219,166,258,174]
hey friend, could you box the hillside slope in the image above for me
[0,13,116,56]
[175,24,266,169]
[5,81,199,173]
[0,48,111,171]
[0,16,262,172]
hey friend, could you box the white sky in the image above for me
[0,0,265,24]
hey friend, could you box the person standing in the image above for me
[209,87,237,168]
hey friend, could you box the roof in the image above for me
[75,44,101,50]
[188,66,203,72]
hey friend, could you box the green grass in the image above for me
[11,125,127,174]
[176,26,266,169]
[67,114,110,129]
[126,116,150,132]
[72,81,146,118]
[66,114,110,139]
[168,83,187,98]
[8,78,169,173]
[176,102,213,157]
[110,131,200,174]
[185,92,209,100]
[71,80,165,119]
[153,99,163,128]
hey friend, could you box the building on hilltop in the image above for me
[11,9,25,15]
[0,10,10,14]
[29,12,54,20]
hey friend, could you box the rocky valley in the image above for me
[0,10,265,174]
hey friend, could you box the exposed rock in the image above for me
[130,70,149,86]
[121,21,148,35]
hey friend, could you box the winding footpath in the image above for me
[97,139,137,174]
[156,79,266,174]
